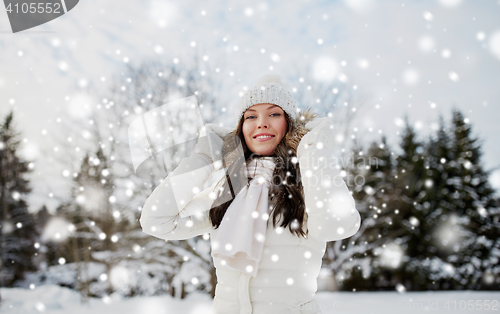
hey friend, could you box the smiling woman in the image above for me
[140,74,361,314]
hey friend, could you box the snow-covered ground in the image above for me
[1,285,499,314]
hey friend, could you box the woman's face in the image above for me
[242,103,288,156]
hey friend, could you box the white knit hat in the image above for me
[238,74,298,122]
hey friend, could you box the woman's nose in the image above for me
[257,118,269,128]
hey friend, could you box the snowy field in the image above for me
[1,285,499,314]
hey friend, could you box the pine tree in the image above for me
[0,112,38,289]
[59,148,117,300]
[362,136,400,246]
[34,205,56,268]
[391,117,445,290]
[335,136,405,290]
[431,109,500,289]
[398,110,500,290]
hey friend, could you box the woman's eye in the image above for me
[245,113,280,119]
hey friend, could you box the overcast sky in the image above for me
[1,0,499,212]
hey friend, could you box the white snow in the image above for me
[489,31,500,60]
[1,285,499,314]
[312,57,340,82]
[403,68,420,85]
[41,217,74,242]
[417,36,435,52]
[0,285,212,314]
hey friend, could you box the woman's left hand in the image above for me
[296,117,361,242]
[297,117,335,156]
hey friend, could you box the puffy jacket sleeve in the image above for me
[139,153,216,240]
[298,146,361,242]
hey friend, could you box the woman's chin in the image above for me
[251,150,274,157]
[250,143,279,156]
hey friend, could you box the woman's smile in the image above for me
[252,133,275,142]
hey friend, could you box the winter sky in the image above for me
[0,0,500,212]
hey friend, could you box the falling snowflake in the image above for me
[396,283,406,293]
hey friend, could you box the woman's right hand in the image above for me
[140,123,232,241]
[193,123,232,164]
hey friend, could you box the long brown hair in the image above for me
[208,112,309,238]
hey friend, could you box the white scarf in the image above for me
[212,157,276,277]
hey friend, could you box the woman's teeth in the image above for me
[255,135,273,139]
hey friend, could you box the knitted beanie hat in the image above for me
[238,74,298,122]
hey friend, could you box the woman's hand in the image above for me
[296,117,361,242]
[297,117,335,157]
[193,123,231,164]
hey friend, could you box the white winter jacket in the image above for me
[140,144,361,314]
